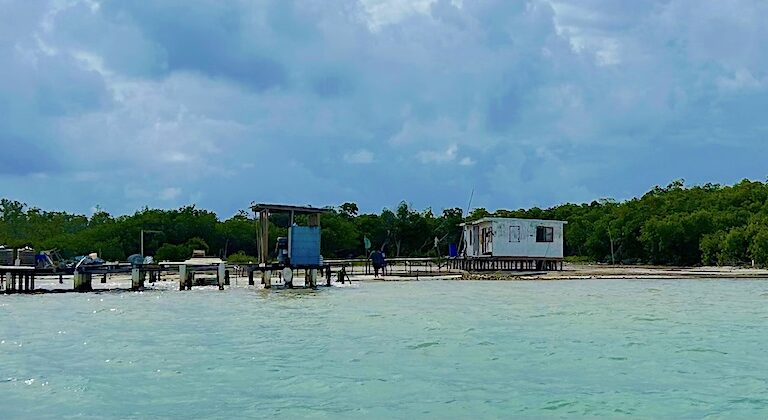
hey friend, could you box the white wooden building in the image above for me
[461,217,567,259]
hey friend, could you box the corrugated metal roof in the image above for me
[250,203,331,214]
[461,217,568,226]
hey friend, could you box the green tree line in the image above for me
[476,179,768,266]
[0,200,463,262]
[2,179,768,266]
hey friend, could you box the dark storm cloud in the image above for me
[1,0,768,216]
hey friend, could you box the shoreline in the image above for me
[461,263,768,281]
[7,264,768,294]
[350,263,768,281]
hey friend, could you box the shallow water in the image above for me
[1,279,767,418]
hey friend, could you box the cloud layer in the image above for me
[2,0,768,216]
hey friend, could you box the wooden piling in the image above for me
[217,263,225,290]
[248,269,254,286]
[131,268,144,291]
[179,265,187,291]
[73,272,92,292]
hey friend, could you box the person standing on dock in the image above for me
[371,250,385,278]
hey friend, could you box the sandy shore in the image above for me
[461,263,768,280]
[9,263,768,293]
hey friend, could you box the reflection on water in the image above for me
[1,279,767,418]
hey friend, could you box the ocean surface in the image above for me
[1,279,767,418]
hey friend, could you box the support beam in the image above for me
[73,272,92,292]
[217,263,225,290]
[260,210,269,265]
[248,269,254,286]
[179,265,187,291]
[131,268,143,291]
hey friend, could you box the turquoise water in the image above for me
[1,279,767,418]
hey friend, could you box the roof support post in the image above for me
[260,210,270,265]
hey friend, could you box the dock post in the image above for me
[179,265,187,291]
[248,268,254,286]
[23,274,29,292]
[224,268,230,286]
[10,273,16,293]
[101,273,107,284]
[263,270,271,289]
[309,269,317,288]
[326,265,332,287]
[59,273,63,284]
[30,274,35,292]
[218,263,225,290]
[131,268,143,291]
[73,272,92,292]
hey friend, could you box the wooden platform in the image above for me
[0,266,37,293]
[447,257,563,272]
[1,262,349,294]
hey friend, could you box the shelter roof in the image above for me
[460,217,568,226]
[250,203,331,214]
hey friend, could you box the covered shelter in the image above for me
[250,203,331,288]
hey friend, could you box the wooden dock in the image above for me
[0,266,36,293]
[1,261,349,294]
[447,257,564,272]
[324,257,564,275]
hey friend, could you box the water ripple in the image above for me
[0,280,767,417]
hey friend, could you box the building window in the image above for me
[509,225,521,242]
[536,226,554,242]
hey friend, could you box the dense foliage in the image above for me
[477,179,768,267]
[0,200,463,262]
[2,179,768,266]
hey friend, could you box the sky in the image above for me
[2,0,768,218]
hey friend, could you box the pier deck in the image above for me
[1,262,349,294]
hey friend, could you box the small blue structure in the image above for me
[290,226,321,266]
[448,244,458,258]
